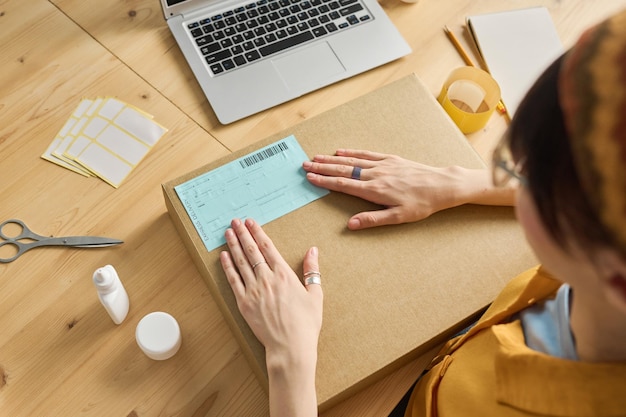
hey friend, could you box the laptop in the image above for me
[160,0,411,124]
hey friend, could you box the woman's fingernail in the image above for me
[348,218,361,229]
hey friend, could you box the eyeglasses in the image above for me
[491,134,527,187]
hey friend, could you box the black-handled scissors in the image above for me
[0,219,123,263]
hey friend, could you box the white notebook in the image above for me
[467,7,564,116]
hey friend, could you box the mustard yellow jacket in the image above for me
[406,266,626,417]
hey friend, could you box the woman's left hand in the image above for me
[220,218,322,417]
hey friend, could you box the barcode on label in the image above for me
[239,141,289,168]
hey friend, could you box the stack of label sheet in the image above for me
[42,97,167,188]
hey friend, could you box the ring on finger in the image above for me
[351,166,362,180]
[251,260,268,270]
[304,271,322,286]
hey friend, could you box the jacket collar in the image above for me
[493,321,626,417]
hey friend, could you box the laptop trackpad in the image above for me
[272,42,346,94]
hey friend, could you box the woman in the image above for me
[219,10,626,417]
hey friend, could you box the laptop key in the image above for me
[196,35,214,46]
[210,63,224,74]
[234,55,247,66]
[346,14,359,24]
[340,4,362,16]
[206,49,232,63]
[312,26,327,37]
[325,22,338,32]
[200,42,221,55]
[222,59,236,70]
[259,31,314,56]
[245,50,262,61]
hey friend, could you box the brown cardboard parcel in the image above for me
[162,74,537,411]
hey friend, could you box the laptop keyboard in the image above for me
[186,0,372,75]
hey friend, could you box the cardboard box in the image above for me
[162,74,537,411]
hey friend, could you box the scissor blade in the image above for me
[45,236,124,248]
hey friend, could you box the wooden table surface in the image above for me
[1,0,624,415]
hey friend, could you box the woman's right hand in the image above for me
[303,149,515,230]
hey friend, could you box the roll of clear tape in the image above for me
[437,66,501,134]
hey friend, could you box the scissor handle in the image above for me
[0,241,27,263]
[0,219,45,242]
[0,219,48,263]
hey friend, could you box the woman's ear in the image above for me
[596,250,626,314]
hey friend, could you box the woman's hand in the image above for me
[220,218,322,417]
[303,149,515,230]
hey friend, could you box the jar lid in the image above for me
[135,312,181,360]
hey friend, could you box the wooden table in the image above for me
[1,0,624,415]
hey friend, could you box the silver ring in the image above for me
[304,275,322,286]
[351,166,362,180]
[304,271,321,286]
[251,260,268,270]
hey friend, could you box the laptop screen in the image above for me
[166,0,187,5]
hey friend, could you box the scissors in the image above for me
[0,219,123,263]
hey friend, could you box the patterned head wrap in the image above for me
[559,10,626,255]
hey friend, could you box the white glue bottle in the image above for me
[93,265,129,325]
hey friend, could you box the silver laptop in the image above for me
[160,0,411,124]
